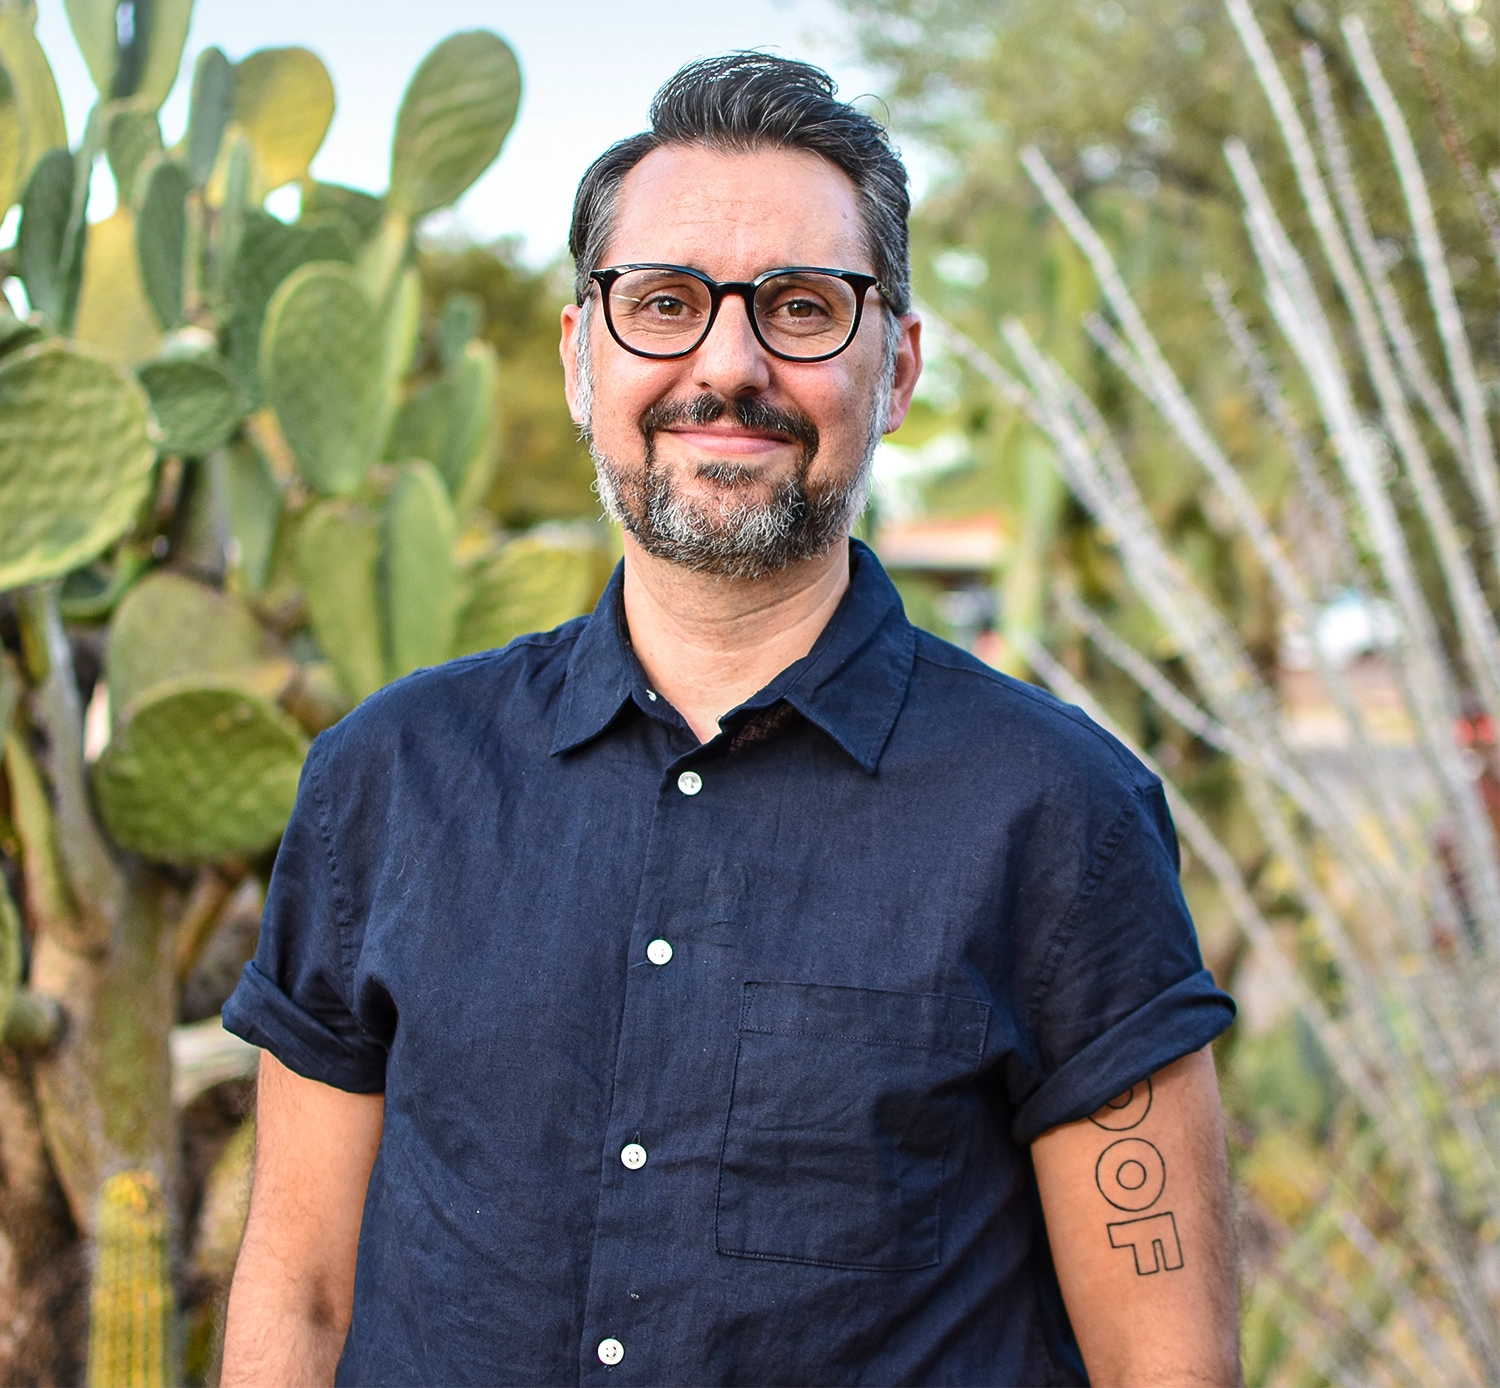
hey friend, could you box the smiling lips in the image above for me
[661,425,794,456]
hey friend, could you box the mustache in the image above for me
[639,393,820,459]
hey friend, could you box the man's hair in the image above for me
[569,53,911,316]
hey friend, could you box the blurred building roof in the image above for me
[874,513,1006,572]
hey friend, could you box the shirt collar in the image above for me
[550,539,915,773]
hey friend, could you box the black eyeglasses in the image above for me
[588,264,882,363]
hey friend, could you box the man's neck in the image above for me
[620,533,852,743]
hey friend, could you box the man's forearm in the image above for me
[220,1262,348,1388]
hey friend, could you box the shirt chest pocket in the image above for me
[715,981,990,1272]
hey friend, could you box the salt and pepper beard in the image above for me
[577,306,895,580]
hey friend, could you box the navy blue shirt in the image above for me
[224,541,1233,1387]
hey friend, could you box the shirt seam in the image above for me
[1024,785,1146,1031]
[305,741,362,1011]
[913,641,1150,783]
[739,1022,985,1060]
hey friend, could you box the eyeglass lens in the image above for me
[605,269,860,359]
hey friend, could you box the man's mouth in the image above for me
[658,424,794,456]
[639,392,820,463]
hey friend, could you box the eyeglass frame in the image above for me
[586,263,885,364]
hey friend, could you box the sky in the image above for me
[33,0,922,266]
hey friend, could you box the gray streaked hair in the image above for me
[568,53,912,317]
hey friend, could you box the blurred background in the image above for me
[0,0,1496,1382]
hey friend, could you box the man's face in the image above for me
[561,144,921,579]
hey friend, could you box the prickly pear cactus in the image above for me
[86,1170,174,1388]
[94,680,308,863]
[0,11,615,1378]
[0,345,156,589]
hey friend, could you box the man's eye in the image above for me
[776,297,828,320]
[645,295,687,317]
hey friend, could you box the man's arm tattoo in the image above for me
[1087,1080,1185,1275]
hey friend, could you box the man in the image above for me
[222,54,1241,1387]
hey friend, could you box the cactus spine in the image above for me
[87,1171,175,1388]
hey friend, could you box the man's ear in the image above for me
[560,303,585,425]
[883,314,924,436]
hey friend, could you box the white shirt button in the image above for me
[620,1143,647,1170]
[646,938,673,966]
[677,770,702,796]
[598,1337,624,1365]
[646,690,658,701]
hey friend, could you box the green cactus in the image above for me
[388,32,522,220]
[456,537,611,656]
[382,462,458,680]
[297,500,385,701]
[0,12,614,1374]
[106,572,278,714]
[137,356,240,457]
[221,437,282,593]
[94,679,308,863]
[86,1170,174,1388]
[0,344,156,590]
[135,159,190,331]
[261,263,385,495]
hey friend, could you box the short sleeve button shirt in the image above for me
[224,541,1234,1387]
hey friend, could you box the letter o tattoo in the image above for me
[1095,1138,1166,1212]
[1088,1079,1152,1131]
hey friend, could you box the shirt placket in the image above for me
[577,739,741,1383]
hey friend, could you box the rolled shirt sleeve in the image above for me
[222,736,388,1093]
[1011,780,1235,1144]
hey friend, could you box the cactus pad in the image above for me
[73,208,164,367]
[298,500,385,701]
[381,462,456,680]
[0,344,156,592]
[137,356,241,457]
[95,678,307,862]
[86,1170,173,1388]
[186,47,234,187]
[136,159,189,330]
[0,6,68,212]
[261,263,383,494]
[224,209,352,402]
[388,31,520,218]
[456,536,608,655]
[18,147,84,329]
[107,572,276,715]
[223,436,281,591]
[231,47,334,192]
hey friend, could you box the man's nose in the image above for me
[691,292,772,397]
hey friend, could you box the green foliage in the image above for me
[388,336,499,509]
[18,146,85,328]
[106,572,275,714]
[261,263,385,494]
[388,31,521,219]
[223,209,352,399]
[226,46,334,196]
[297,500,385,702]
[95,679,308,862]
[103,107,160,206]
[382,463,457,680]
[0,16,612,1374]
[0,3,68,212]
[455,536,608,655]
[85,1170,174,1388]
[0,344,156,590]
[65,0,192,109]
[185,47,233,188]
[0,871,20,1041]
[221,437,281,593]
[138,355,240,457]
[135,158,189,330]
[418,245,596,525]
